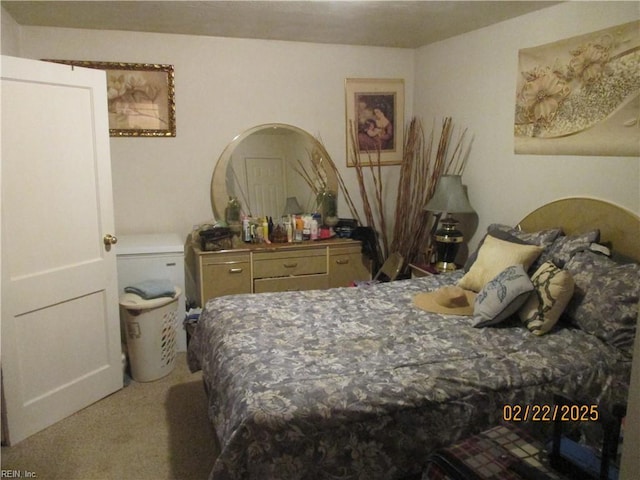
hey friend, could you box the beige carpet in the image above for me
[1,353,219,480]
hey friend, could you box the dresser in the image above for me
[188,238,371,307]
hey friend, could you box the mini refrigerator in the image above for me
[116,233,187,352]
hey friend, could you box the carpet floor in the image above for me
[1,353,218,480]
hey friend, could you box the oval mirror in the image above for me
[211,123,338,222]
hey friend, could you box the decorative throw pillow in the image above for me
[464,230,530,272]
[473,264,534,327]
[458,235,543,292]
[467,224,562,272]
[489,224,563,248]
[519,261,575,336]
[564,250,640,355]
[537,230,600,268]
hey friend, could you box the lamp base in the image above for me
[435,260,458,272]
[434,215,464,272]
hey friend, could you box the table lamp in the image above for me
[424,175,474,272]
[283,196,303,216]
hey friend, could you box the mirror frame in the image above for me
[211,123,338,221]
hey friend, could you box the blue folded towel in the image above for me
[124,279,176,300]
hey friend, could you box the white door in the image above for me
[1,55,122,445]
[245,156,286,218]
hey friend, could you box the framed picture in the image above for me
[45,60,176,137]
[345,78,404,166]
[514,20,638,156]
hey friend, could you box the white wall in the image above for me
[0,6,20,55]
[5,21,413,238]
[415,1,640,249]
[5,3,637,248]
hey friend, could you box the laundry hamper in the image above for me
[119,287,181,382]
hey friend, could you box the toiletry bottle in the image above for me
[242,216,251,243]
[302,216,311,241]
[286,217,293,242]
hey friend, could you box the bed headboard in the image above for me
[518,197,640,262]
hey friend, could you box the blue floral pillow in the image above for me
[489,224,563,248]
[537,230,600,268]
[473,264,534,328]
[564,250,639,355]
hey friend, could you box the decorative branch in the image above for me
[321,116,472,274]
[347,121,387,262]
[230,165,253,216]
[292,158,319,195]
[390,117,473,271]
[321,143,362,223]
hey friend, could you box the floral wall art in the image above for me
[514,21,639,156]
[46,60,176,137]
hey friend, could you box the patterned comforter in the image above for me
[187,272,631,480]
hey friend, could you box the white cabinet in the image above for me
[116,234,187,352]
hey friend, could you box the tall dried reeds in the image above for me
[322,116,471,274]
[346,120,388,263]
[390,117,472,270]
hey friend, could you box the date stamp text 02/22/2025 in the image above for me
[503,404,599,422]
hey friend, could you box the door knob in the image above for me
[103,234,118,246]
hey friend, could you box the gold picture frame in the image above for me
[345,78,404,166]
[46,60,176,137]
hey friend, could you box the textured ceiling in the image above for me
[1,1,561,49]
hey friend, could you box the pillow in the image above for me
[564,250,639,355]
[537,230,600,267]
[473,264,534,327]
[464,230,530,272]
[458,235,543,292]
[465,224,562,273]
[489,224,563,247]
[519,261,575,335]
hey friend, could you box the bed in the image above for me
[187,197,640,480]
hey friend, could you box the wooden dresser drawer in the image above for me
[200,253,251,303]
[189,240,367,305]
[329,245,371,288]
[200,252,250,266]
[254,274,329,293]
[253,248,327,278]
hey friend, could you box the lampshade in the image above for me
[424,175,474,214]
[283,196,303,215]
[425,175,474,272]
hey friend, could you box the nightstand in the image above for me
[409,263,439,278]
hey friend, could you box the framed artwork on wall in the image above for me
[45,60,176,137]
[345,78,404,166]
[514,20,639,156]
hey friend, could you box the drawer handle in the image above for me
[229,268,244,274]
[336,259,350,265]
[283,262,298,268]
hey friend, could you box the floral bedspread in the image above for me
[187,273,631,480]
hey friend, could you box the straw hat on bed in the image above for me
[413,285,476,316]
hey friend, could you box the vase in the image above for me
[317,190,338,227]
[225,196,242,235]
